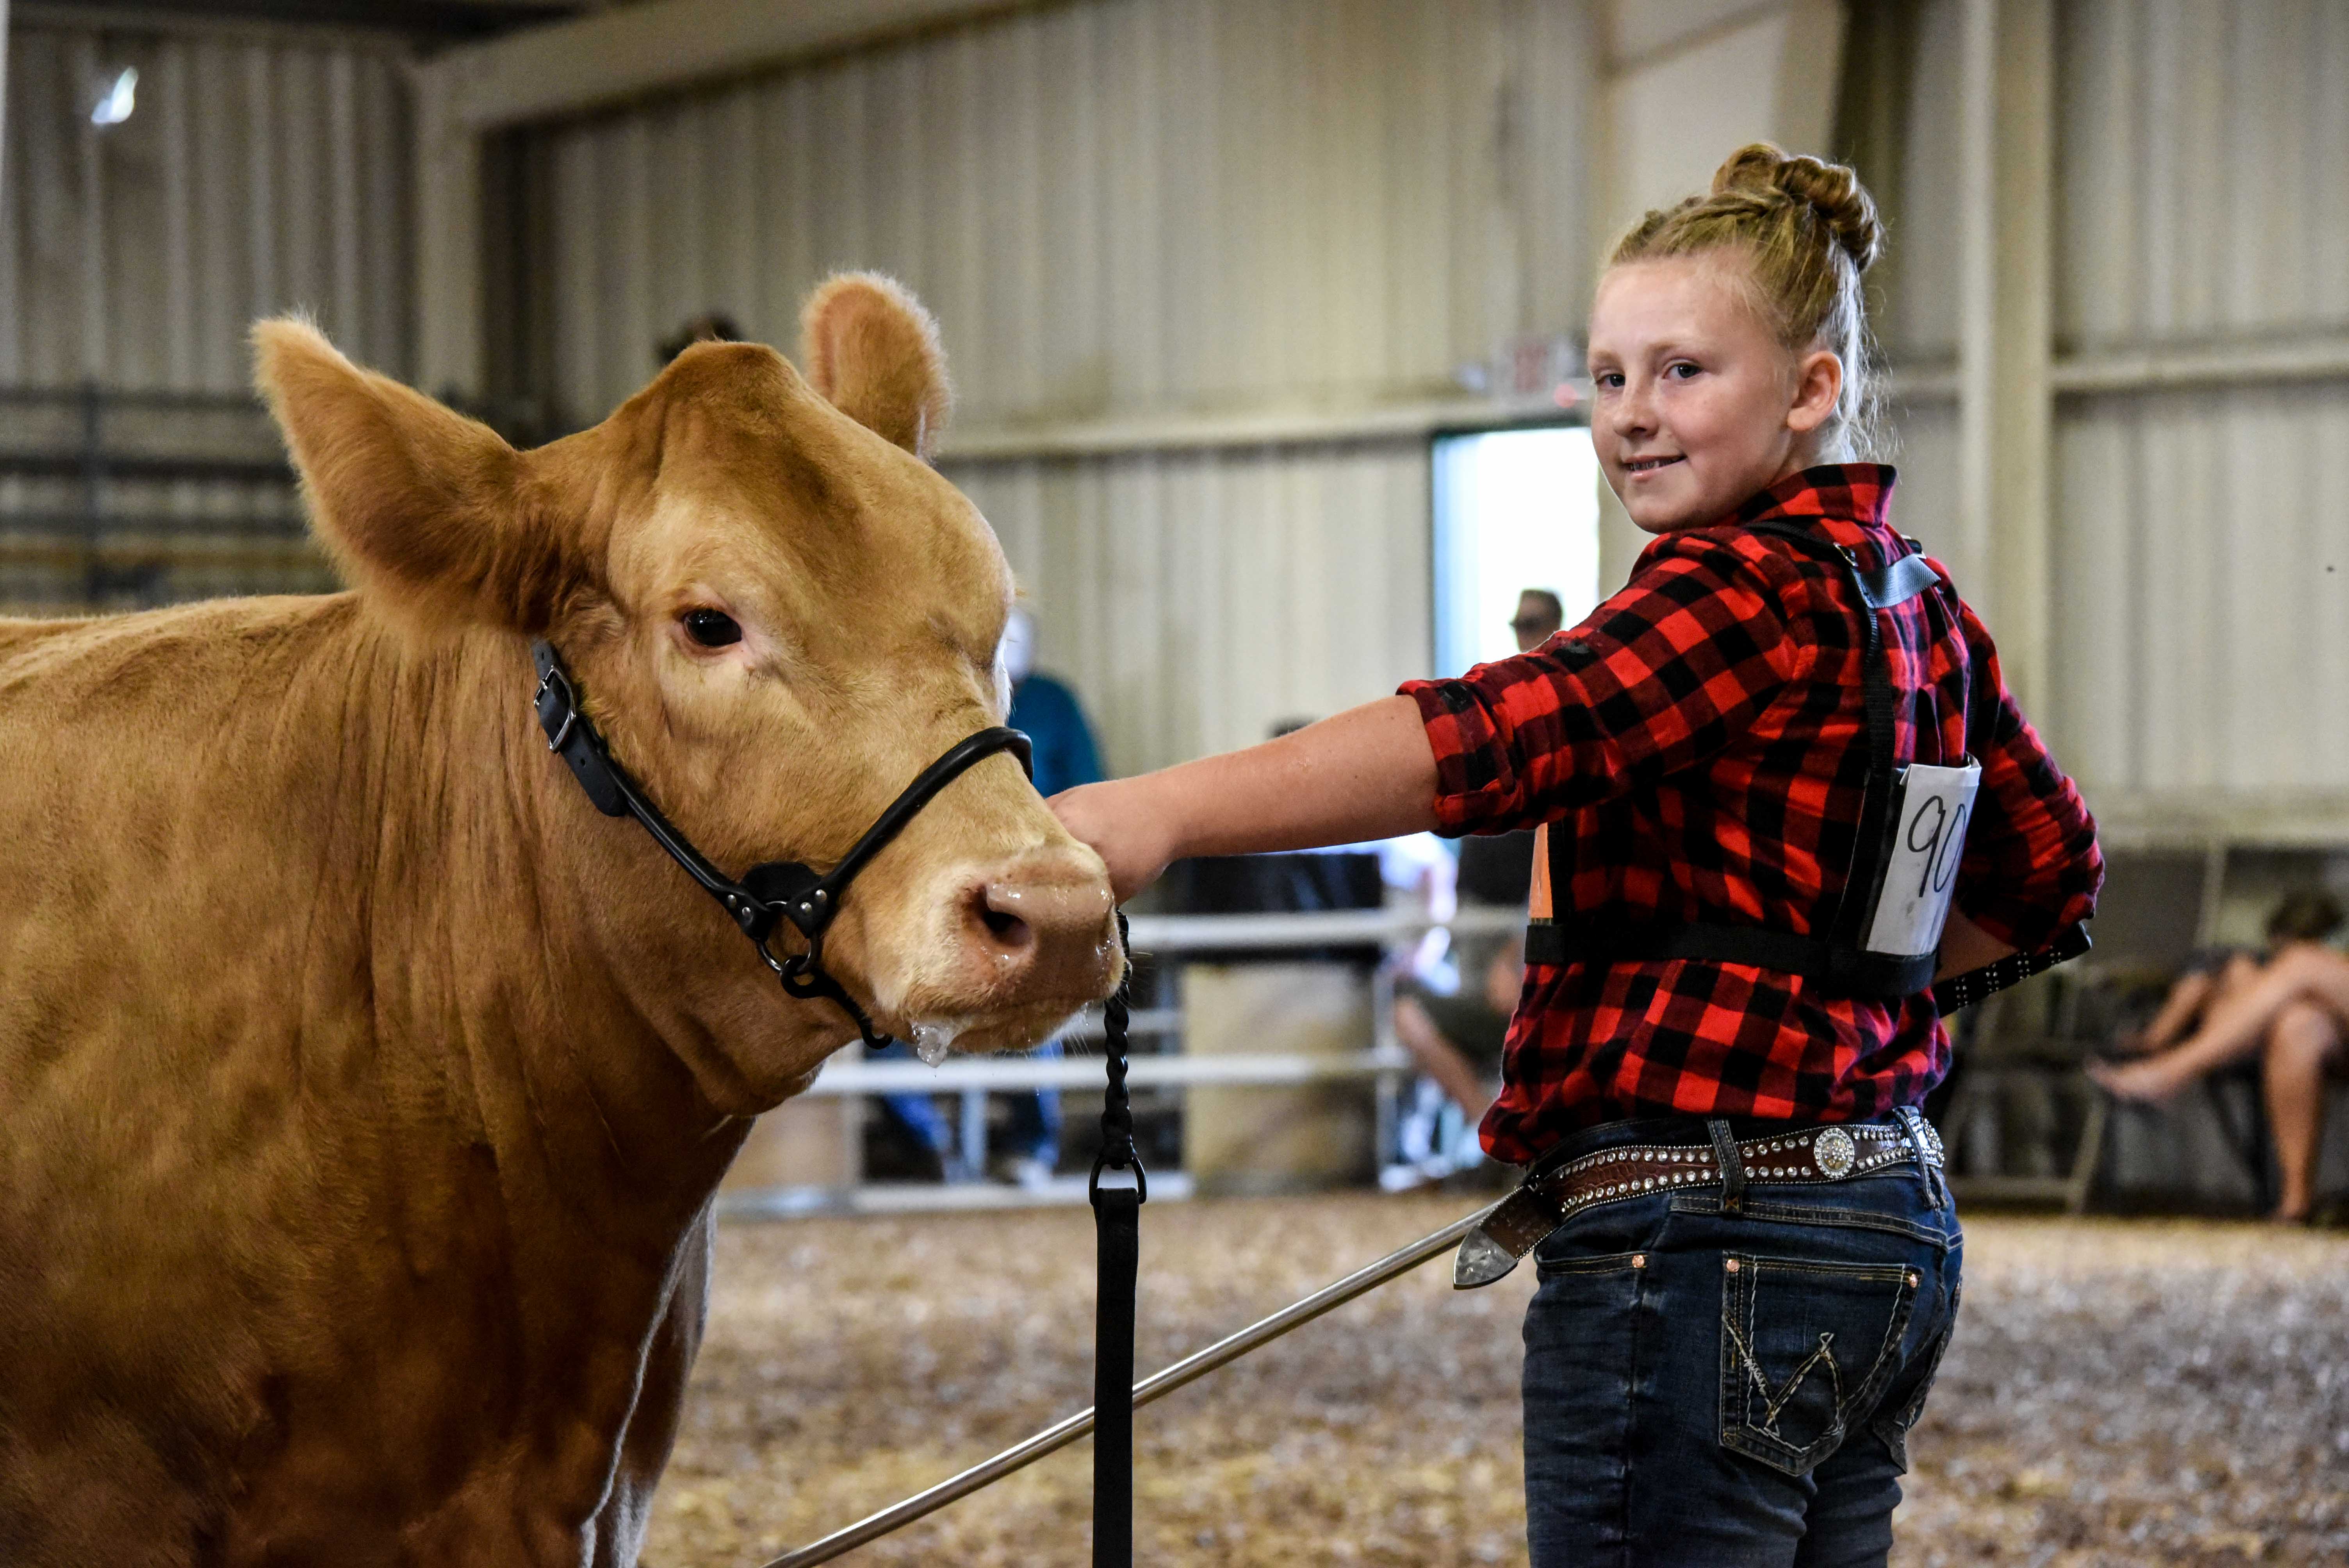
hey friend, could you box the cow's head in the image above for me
[254,276,1119,1071]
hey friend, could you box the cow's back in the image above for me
[0,597,697,1564]
[0,596,381,1554]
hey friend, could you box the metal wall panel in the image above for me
[1877,0,2349,801]
[1,21,413,390]
[1,20,412,612]
[2053,383,2349,795]
[948,440,1432,773]
[1880,0,1964,360]
[2046,0,2349,796]
[534,0,1593,430]
[522,0,1590,773]
[2056,0,2349,348]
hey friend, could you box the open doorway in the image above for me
[1431,426,1602,677]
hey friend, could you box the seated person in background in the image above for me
[1393,829,1535,1131]
[1391,595,1561,1137]
[2091,890,2348,1222]
[1396,931,1523,1124]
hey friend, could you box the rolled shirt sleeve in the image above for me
[1403,534,1810,837]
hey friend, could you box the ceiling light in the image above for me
[91,67,138,128]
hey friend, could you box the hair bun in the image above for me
[1711,142,1880,271]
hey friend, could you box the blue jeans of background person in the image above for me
[999,1037,1064,1165]
[868,1041,954,1160]
[1521,1114,1962,1568]
[872,1039,1063,1174]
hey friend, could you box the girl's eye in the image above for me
[1666,362,1702,380]
[1595,371,1625,390]
[681,608,742,648]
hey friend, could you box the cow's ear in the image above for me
[798,273,952,460]
[255,319,570,631]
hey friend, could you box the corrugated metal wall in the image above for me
[520,0,1596,772]
[0,18,413,612]
[1,20,413,388]
[955,441,1431,768]
[1877,0,2349,801]
[2050,0,2349,796]
[535,0,1593,428]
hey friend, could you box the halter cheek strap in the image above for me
[529,639,1033,1046]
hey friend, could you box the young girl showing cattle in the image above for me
[1055,144,2102,1564]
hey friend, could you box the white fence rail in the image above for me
[724,904,1525,1217]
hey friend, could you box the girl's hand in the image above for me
[1051,779,1182,903]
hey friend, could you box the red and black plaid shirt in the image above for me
[1401,464,2102,1164]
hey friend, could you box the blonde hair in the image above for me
[1609,143,1886,460]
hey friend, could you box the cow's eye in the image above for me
[681,608,742,648]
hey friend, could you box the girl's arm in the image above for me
[1050,695,1438,901]
[1935,909,2017,981]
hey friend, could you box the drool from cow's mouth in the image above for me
[910,1018,966,1066]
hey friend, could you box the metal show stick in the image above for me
[758,1198,1502,1568]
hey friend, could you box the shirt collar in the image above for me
[1730,463,1899,532]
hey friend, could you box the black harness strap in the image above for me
[530,639,1032,1046]
[1089,911,1143,1568]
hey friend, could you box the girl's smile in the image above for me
[1587,255,1843,533]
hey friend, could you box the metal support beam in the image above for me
[1,2,12,223]
[1957,0,2054,715]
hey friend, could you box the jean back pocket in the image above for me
[1717,1252,1919,1476]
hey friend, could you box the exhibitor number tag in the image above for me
[1863,759,1981,959]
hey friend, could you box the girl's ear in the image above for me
[1786,348,1845,439]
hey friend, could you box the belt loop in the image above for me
[1707,1118,1746,1215]
[1897,1107,1946,1208]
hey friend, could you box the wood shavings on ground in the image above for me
[642,1197,2347,1567]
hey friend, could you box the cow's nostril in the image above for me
[974,885,1034,950]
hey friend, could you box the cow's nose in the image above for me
[960,859,1117,994]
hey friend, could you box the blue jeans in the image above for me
[1521,1115,1962,1568]
[1000,1037,1064,1164]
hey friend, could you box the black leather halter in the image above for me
[529,639,1032,1047]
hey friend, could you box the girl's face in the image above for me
[1587,255,1843,533]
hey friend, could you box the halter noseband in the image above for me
[529,639,1032,1047]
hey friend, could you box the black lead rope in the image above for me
[1088,910,1143,1568]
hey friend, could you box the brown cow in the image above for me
[0,275,1119,1564]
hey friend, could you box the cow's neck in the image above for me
[340,614,841,1239]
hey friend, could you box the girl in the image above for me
[1053,144,2101,1566]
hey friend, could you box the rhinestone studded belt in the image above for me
[1453,1114,1944,1288]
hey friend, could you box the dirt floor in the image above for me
[642,1196,2348,1567]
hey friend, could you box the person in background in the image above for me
[1391,589,1563,1136]
[863,608,1105,1185]
[1002,608,1105,797]
[2091,890,2348,1222]
[1393,929,1523,1130]
[659,312,743,364]
[991,607,1107,1183]
[1509,588,1565,651]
